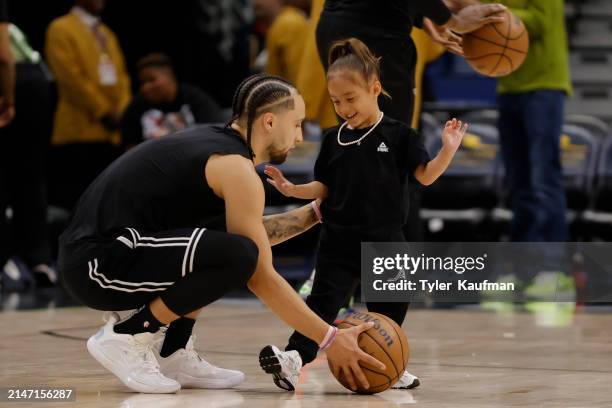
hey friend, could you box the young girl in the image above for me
[259,38,467,391]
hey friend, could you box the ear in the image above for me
[371,79,382,97]
[261,112,275,132]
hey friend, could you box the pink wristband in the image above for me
[319,326,338,350]
[311,201,323,223]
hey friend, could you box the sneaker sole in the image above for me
[392,378,421,390]
[167,371,245,389]
[258,345,295,391]
[87,335,180,394]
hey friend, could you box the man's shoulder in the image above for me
[206,154,260,195]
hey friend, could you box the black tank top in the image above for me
[60,124,251,245]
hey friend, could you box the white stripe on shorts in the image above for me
[88,258,174,293]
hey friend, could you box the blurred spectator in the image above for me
[0,0,15,127]
[45,0,130,211]
[121,53,225,147]
[294,0,336,130]
[254,0,309,85]
[0,2,57,285]
[481,0,571,241]
[183,0,252,107]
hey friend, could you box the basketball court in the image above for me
[2,300,611,407]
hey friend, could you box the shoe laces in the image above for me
[183,335,211,367]
[282,350,301,372]
[133,334,162,374]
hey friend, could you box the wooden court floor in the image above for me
[1,300,611,407]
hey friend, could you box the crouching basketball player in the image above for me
[58,74,384,393]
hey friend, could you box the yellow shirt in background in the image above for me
[45,12,131,145]
[295,0,337,130]
[266,6,309,86]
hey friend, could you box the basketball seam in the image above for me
[489,12,512,76]
[500,14,527,41]
[376,314,407,373]
[361,365,393,388]
[338,360,398,391]
[466,33,528,55]
[466,52,513,62]
[341,321,401,379]
[491,14,508,39]
[501,53,514,74]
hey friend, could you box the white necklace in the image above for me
[337,111,384,147]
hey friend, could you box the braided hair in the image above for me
[227,74,297,159]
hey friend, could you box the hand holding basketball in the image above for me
[423,18,464,56]
[326,322,387,391]
[463,10,530,77]
[448,3,507,34]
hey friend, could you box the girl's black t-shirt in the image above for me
[314,115,430,233]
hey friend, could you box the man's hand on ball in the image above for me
[326,322,386,391]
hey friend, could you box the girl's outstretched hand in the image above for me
[264,165,296,197]
[442,118,468,152]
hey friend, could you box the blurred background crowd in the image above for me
[0,0,611,307]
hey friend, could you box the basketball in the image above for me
[463,10,529,77]
[329,312,409,394]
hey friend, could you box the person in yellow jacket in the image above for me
[295,0,337,130]
[257,0,309,87]
[45,0,131,210]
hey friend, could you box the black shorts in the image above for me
[59,227,258,314]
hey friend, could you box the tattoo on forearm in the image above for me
[263,207,317,244]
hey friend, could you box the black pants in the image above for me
[286,226,410,365]
[59,228,258,316]
[0,64,54,268]
[316,13,424,242]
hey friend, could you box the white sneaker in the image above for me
[259,345,302,391]
[153,334,245,389]
[86,312,181,394]
[391,371,421,389]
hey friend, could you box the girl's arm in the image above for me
[414,118,468,186]
[264,165,328,199]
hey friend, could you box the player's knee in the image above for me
[228,235,259,284]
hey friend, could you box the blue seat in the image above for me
[594,134,612,211]
[560,124,600,211]
[422,123,500,210]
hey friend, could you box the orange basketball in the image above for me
[463,10,529,77]
[329,312,409,394]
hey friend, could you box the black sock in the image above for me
[114,305,163,335]
[160,317,196,357]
